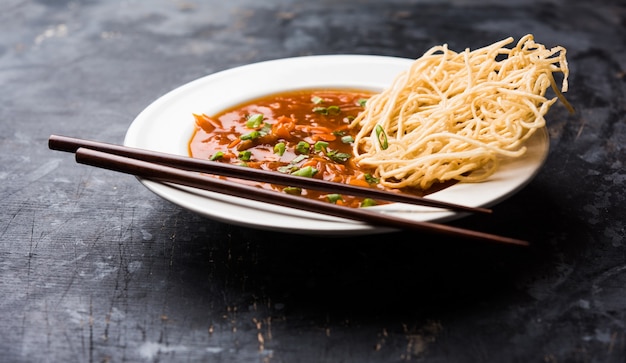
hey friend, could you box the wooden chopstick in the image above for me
[70,147,528,246]
[48,134,491,214]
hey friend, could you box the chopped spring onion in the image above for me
[360,198,377,207]
[291,154,308,164]
[341,135,354,144]
[326,105,340,115]
[260,123,272,134]
[326,194,343,204]
[277,154,308,173]
[283,187,302,195]
[241,123,271,141]
[357,98,368,107]
[314,141,329,152]
[277,164,298,173]
[210,151,224,161]
[238,150,252,161]
[313,105,341,115]
[311,96,323,104]
[274,142,286,156]
[374,124,388,150]
[296,141,310,154]
[240,130,261,140]
[245,114,264,128]
[364,173,380,184]
[326,150,350,163]
[291,166,318,178]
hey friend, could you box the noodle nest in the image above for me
[350,34,572,190]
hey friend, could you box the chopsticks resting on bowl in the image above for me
[49,134,528,246]
[49,135,489,214]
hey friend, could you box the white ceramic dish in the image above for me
[124,55,549,235]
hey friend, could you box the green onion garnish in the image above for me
[291,166,318,178]
[283,187,302,195]
[314,141,329,152]
[292,154,308,163]
[240,130,261,140]
[326,194,343,204]
[364,173,380,184]
[260,123,272,134]
[277,155,308,173]
[313,105,341,115]
[326,150,350,163]
[295,141,310,154]
[357,98,368,107]
[327,105,340,115]
[360,198,377,207]
[277,165,298,173]
[311,96,323,104]
[274,142,286,156]
[374,124,388,150]
[245,114,264,128]
[210,151,224,161]
[238,150,252,161]
[341,135,354,144]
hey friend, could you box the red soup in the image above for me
[188,88,433,208]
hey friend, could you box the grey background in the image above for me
[1,0,625,362]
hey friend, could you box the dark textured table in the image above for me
[2,1,625,362]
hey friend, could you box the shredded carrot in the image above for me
[301,159,319,168]
[348,179,370,188]
[194,113,222,133]
[309,126,332,134]
[276,115,293,124]
[222,152,236,161]
[312,133,337,142]
[272,116,296,139]
[227,138,241,148]
[294,125,332,133]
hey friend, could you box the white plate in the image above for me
[124,55,549,235]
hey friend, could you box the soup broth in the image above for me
[188,89,440,208]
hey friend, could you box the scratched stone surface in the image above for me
[1,0,625,362]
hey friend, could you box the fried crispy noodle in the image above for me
[350,34,573,190]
